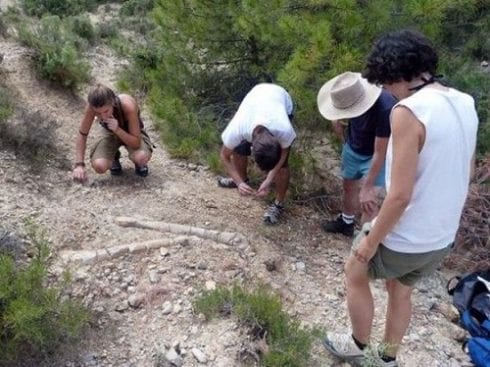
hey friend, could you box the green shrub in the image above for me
[151,93,220,160]
[0,219,90,365]
[20,0,99,17]
[0,83,14,122]
[124,1,490,178]
[96,19,119,40]
[194,284,319,367]
[67,14,96,44]
[120,0,154,17]
[17,15,90,88]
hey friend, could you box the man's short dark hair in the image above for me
[363,29,439,85]
[252,127,281,172]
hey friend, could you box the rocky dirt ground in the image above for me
[0,3,476,367]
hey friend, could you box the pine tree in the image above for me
[141,0,488,163]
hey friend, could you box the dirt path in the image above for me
[0,8,472,367]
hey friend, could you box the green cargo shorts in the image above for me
[352,222,454,286]
[90,129,153,161]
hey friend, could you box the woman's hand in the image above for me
[72,166,87,183]
[103,117,119,132]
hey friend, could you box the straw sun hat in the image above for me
[317,71,382,121]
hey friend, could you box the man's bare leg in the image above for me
[231,154,248,181]
[345,257,374,344]
[382,279,413,358]
[274,167,289,203]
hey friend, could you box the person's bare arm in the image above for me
[72,104,95,182]
[359,136,389,214]
[353,106,424,261]
[219,145,254,195]
[110,94,141,149]
[332,120,346,142]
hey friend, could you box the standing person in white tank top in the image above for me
[322,30,479,367]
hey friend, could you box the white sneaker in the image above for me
[322,332,364,365]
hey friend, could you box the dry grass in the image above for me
[446,157,490,271]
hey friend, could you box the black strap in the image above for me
[408,74,443,91]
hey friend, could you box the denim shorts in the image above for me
[341,143,385,187]
[352,222,454,286]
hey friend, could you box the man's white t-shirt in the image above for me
[221,83,296,149]
[382,87,479,253]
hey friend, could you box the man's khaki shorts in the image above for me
[90,129,153,161]
[352,222,453,286]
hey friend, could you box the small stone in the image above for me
[115,302,129,312]
[191,348,208,363]
[165,348,183,367]
[149,270,160,284]
[173,303,182,314]
[205,280,216,290]
[128,293,145,308]
[295,261,306,272]
[162,301,172,315]
[197,261,208,270]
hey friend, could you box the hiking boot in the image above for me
[135,165,149,177]
[322,215,355,236]
[217,176,249,188]
[263,202,283,225]
[323,332,364,365]
[110,150,122,176]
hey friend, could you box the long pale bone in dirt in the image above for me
[115,216,247,246]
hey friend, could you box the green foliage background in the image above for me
[122,0,489,174]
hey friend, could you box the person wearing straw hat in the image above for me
[317,71,396,236]
[322,30,478,367]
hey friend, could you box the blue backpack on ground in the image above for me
[448,270,490,367]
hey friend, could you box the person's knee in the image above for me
[345,257,370,287]
[130,151,150,166]
[91,159,110,174]
[386,279,413,302]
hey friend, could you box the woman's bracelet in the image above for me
[73,162,85,168]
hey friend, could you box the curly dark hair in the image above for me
[363,29,439,85]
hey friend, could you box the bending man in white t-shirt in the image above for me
[218,83,296,225]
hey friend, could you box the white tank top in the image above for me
[383,87,479,253]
